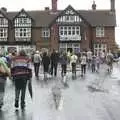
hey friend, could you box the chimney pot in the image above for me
[111,0,115,11]
[52,0,58,12]
[45,7,49,11]
[92,1,96,10]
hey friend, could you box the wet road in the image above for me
[1,63,120,120]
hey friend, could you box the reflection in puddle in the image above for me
[87,85,108,93]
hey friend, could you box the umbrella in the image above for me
[28,79,33,99]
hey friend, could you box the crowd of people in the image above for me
[0,48,115,110]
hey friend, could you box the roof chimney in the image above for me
[45,7,50,11]
[111,0,115,11]
[92,1,96,10]
[52,0,58,12]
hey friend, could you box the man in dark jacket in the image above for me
[42,52,50,75]
[11,50,32,109]
[50,50,59,77]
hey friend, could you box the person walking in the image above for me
[42,52,50,80]
[80,52,87,77]
[87,50,92,69]
[70,52,78,77]
[50,49,59,77]
[91,55,96,73]
[59,52,68,77]
[96,55,101,72]
[11,50,32,109]
[0,54,11,110]
[106,50,114,73]
[33,50,41,78]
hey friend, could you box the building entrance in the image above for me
[59,43,80,53]
[67,48,73,53]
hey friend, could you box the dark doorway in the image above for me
[67,48,73,53]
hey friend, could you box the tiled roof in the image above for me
[6,9,116,27]
[79,10,116,27]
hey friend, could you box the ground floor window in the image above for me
[94,43,107,55]
[59,43,80,53]
[0,45,36,55]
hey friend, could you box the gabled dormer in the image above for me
[55,5,83,24]
[13,9,33,42]
[13,9,33,27]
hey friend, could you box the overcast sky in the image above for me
[0,0,120,45]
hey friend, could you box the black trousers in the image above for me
[51,63,58,76]
[81,64,86,75]
[14,77,28,104]
[61,64,67,77]
[71,63,76,74]
[34,63,40,77]
[91,64,96,72]
[43,64,49,73]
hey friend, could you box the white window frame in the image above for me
[59,43,80,53]
[94,43,107,55]
[59,26,81,41]
[96,27,104,37]
[15,17,31,27]
[0,28,8,41]
[0,18,8,27]
[42,28,50,38]
[15,28,31,41]
[59,26,80,36]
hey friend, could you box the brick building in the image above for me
[0,0,116,54]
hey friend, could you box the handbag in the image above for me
[0,63,11,77]
[0,64,6,74]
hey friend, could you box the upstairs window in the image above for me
[96,27,104,37]
[0,28,7,41]
[42,28,50,38]
[59,26,80,36]
[15,28,31,38]
[15,17,31,27]
[0,18,8,27]
[0,28,7,38]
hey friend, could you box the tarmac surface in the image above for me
[1,63,120,120]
